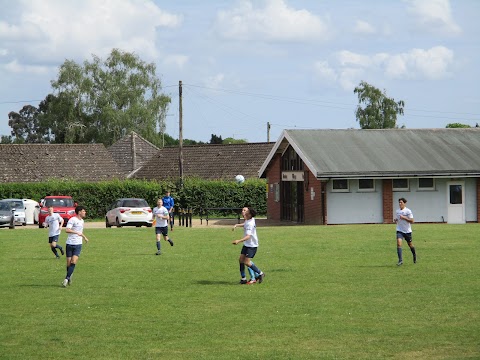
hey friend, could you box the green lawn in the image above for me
[0,223,479,359]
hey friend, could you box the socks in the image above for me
[248,262,262,275]
[248,265,256,280]
[239,263,246,279]
[156,241,161,251]
[66,263,76,279]
[51,247,59,257]
[397,247,403,262]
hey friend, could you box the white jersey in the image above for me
[396,207,413,233]
[46,213,63,237]
[153,206,169,227]
[66,216,84,245]
[243,218,258,248]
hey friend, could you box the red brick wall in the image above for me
[383,179,393,224]
[265,154,282,220]
[303,170,323,224]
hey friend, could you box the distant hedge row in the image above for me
[0,178,267,219]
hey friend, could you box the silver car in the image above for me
[105,198,153,228]
[0,201,15,228]
[0,199,26,226]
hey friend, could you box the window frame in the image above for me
[332,179,349,193]
[357,179,375,192]
[392,178,409,191]
[418,178,435,191]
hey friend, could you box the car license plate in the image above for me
[131,211,142,215]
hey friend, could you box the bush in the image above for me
[0,178,267,219]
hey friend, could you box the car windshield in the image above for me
[44,198,74,207]
[2,200,23,210]
[0,202,10,211]
[122,199,149,208]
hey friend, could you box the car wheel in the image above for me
[22,222,26,226]
[147,223,153,228]
[106,217,111,228]
[116,218,122,228]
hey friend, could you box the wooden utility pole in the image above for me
[267,121,271,143]
[179,81,184,187]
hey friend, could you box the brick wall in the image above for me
[383,179,393,224]
[265,154,281,220]
[303,171,323,224]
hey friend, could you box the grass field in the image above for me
[0,223,479,359]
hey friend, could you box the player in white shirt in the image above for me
[62,206,89,287]
[394,198,416,266]
[232,207,265,284]
[152,198,174,255]
[44,206,64,258]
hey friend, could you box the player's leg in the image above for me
[244,247,265,283]
[396,232,403,266]
[155,228,162,255]
[163,227,174,246]
[406,235,416,263]
[169,213,174,231]
[239,251,247,284]
[50,237,59,258]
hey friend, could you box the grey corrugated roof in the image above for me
[133,142,274,181]
[0,144,124,183]
[259,128,480,178]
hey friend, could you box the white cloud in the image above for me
[404,0,461,35]
[2,60,49,75]
[353,20,376,35]
[204,73,225,89]
[162,55,189,70]
[214,0,330,42]
[314,46,454,90]
[0,0,182,68]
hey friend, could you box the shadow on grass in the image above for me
[195,280,236,286]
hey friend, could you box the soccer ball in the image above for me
[235,175,245,184]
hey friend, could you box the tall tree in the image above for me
[8,105,49,143]
[210,134,223,144]
[45,49,170,145]
[354,81,405,129]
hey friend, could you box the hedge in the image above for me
[0,178,267,219]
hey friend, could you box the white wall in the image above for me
[326,178,478,224]
[327,179,383,224]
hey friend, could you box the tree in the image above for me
[7,105,49,143]
[44,48,170,146]
[222,137,247,144]
[354,81,405,129]
[210,134,223,144]
[446,123,471,128]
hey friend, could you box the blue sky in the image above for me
[0,0,479,143]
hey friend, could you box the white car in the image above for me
[106,198,153,228]
[0,199,26,226]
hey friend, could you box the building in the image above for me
[259,129,480,224]
[0,144,123,183]
[133,142,274,181]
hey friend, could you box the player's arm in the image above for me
[232,234,251,245]
[59,216,64,228]
[232,222,245,231]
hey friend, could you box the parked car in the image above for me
[38,196,77,228]
[106,198,153,228]
[0,199,26,226]
[0,201,15,228]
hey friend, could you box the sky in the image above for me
[0,0,479,143]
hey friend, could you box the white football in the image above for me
[235,175,245,184]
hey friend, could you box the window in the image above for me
[332,179,349,192]
[392,178,409,191]
[358,179,375,191]
[418,178,435,190]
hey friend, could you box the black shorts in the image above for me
[155,226,168,236]
[241,246,257,259]
[65,244,82,257]
[48,235,59,243]
[397,231,412,243]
